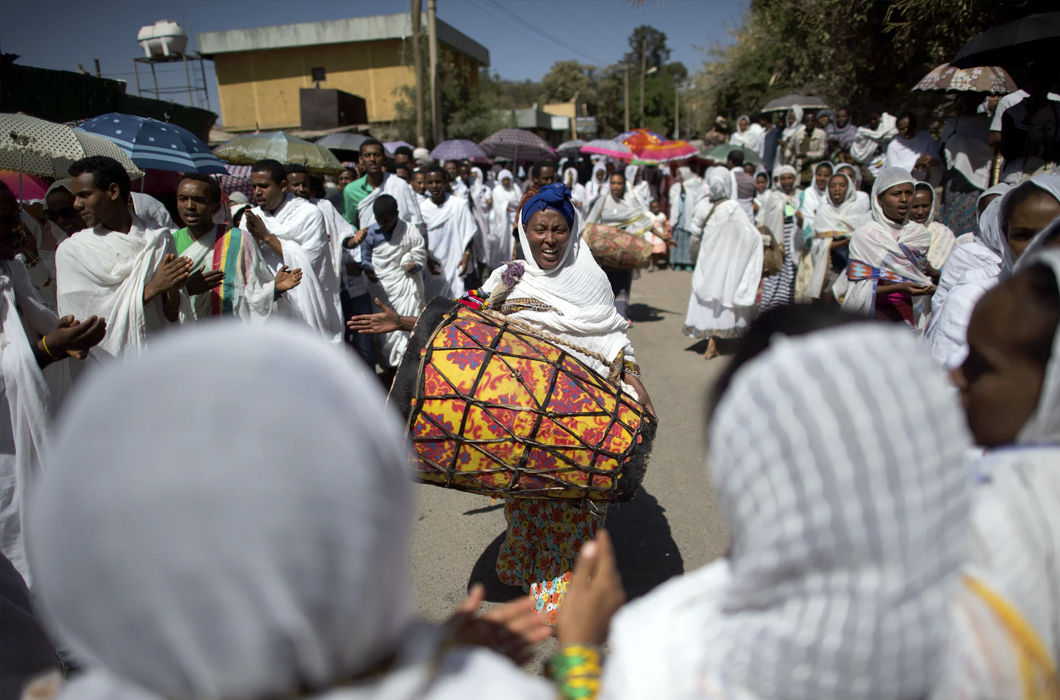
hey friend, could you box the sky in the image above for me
[2,0,746,124]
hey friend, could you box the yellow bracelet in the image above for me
[41,335,54,359]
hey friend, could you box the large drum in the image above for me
[390,298,656,502]
[582,223,652,270]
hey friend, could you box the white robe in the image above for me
[312,197,366,299]
[176,226,278,323]
[130,191,175,231]
[55,214,181,362]
[249,195,343,343]
[683,199,762,339]
[420,194,477,301]
[0,259,57,584]
[488,177,521,270]
[368,219,426,369]
[355,173,425,236]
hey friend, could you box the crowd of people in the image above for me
[0,69,1058,699]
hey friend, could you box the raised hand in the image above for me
[556,530,626,646]
[144,253,193,302]
[447,583,551,665]
[243,210,268,240]
[347,297,402,334]
[186,267,225,295]
[275,265,302,293]
[44,315,107,360]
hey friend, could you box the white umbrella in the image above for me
[0,113,143,180]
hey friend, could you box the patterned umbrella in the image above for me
[430,139,487,161]
[214,164,254,199]
[0,170,48,200]
[0,113,143,179]
[215,132,342,173]
[581,139,633,160]
[616,129,697,163]
[479,129,554,161]
[556,139,585,155]
[78,113,226,174]
[913,63,1016,93]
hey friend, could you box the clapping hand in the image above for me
[144,254,193,301]
[44,315,106,360]
[347,298,400,334]
[447,583,552,665]
[186,267,225,295]
[243,210,269,240]
[275,265,302,293]
[556,530,626,646]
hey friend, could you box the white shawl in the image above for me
[355,172,425,235]
[806,174,869,299]
[601,325,971,699]
[250,195,343,342]
[851,112,898,164]
[483,208,633,376]
[839,168,933,316]
[55,214,181,362]
[488,170,521,270]
[998,173,1060,274]
[27,322,552,700]
[688,175,762,309]
[369,219,427,369]
[420,194,477,300]
[584,162,609,211]
[668,167,704,235]
[0,259,56,584]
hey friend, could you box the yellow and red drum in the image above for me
[390,299,656,502]
[582,223,652,270]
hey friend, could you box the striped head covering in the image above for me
[700,323,972,698]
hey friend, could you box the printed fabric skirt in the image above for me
[497,499,605,625]
[941,173,981,237]
[759,220,797,310]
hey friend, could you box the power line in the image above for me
[468,0,610,66]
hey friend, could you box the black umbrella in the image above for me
[952,11,1060,69]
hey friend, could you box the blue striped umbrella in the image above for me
[77,113,227,174]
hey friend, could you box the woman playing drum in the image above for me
[350,183,656,623]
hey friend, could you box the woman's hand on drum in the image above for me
[447,583,552,665]
[557,530,626,647]
[623,373,657,420]
[346,298,417,334]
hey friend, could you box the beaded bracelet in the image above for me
[546,644,602,700]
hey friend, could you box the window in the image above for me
[311,67,326,83]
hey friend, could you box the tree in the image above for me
[623,25,671,69]
[542,61,596,104]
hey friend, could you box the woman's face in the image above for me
[739,118,749,132]
[828,175,848,206]
[755,174,768,193]
[525,209,571,271]
[779,173,796,193]
[952,270,1054,447]
[595,168,606,182]
[501,176,511,188]
[609,174,625,200]
[787,112,796,127]
[1006,190,1060,261]
[879,182,914,222]
[909,189,933,224]
[814,165,833,192]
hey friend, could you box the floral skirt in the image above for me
[496,499,605,624]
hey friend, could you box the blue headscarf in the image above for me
[520,183,575,227]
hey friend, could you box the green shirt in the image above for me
[342,176,374,228]
[172,227,196,257]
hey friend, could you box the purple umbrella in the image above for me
[479,129,554,162]
[384,140,413,154]
[430,139,487,162]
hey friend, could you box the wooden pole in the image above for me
[623,65,629,132]
[428,0,442,144]
[639,38,647,128]
[411,0,426,148]
[674,83,679,139]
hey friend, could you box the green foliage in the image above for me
[542,61,597,104]
[696,0,1053,127]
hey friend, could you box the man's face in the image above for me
[411,171,426,195]
[395,166,411,182]
[287,172,312,200]
[176,179,222,230]
[45,188,83,235]
[72,172,122,229]
[338,169,356,188]
[836,108,850,128]
[360,145,383,176]
[394,152,410,167]
[897,117,915,139]
[250,170,286,212]
[816,114,830,130]
[444,161,458,181]
[458,162,471,181]
[534,166,557,188]
[426,171,447,203]
[377,211,399,233]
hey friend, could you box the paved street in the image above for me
[408,268,731,627]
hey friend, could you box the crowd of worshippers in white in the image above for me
[1,119,1060,698]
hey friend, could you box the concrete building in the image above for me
[198,13,489,132]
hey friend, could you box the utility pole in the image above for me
[411,0,426,148]
[428,0,442,145]
[570,90,579,140]
[674,83,679,139]
[623,65,630,132]
[639,38,647,128]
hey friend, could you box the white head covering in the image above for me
[1014,248,1060,446]
[834,162,861,189]
[771,164,797,190]
[976,187,1009,257]
[870,166,915,228]
[602,323,972,699]
[782,106,804,140]
[814,173,868,234]
[28,324,549,700]
[44,178,73,200]
[497,168,514,189]
[913,180,937,226]
[704,166,731,201]
[563,167,578,188]
[998,173,1060,273]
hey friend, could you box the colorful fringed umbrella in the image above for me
[580,139,633,160]
[618,129,697,163]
